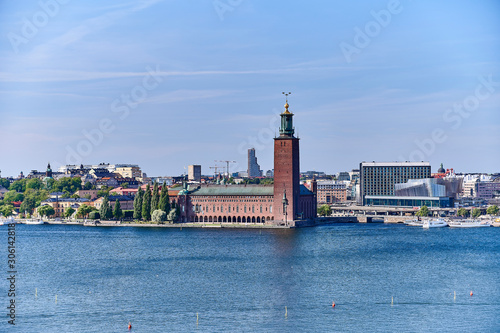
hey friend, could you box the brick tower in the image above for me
[273,97,300,224]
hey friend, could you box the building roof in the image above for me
[300,184,314,196]
[361,161,431,167]
[190,185,274,196]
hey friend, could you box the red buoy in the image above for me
[470,291,473,296]
[332,301,336,308]
[128,322,132,330]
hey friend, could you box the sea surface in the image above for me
[1,223,499,332]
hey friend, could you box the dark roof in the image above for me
[300,184,314,196]
[190,185,274,196]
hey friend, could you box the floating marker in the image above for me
[454,291,456,301]
[196,313,199,325]
[128,321,132,330]
[35,288,37,298]
[391,297,393,306]
[285,306,288,318]
[55,294,57,303]
[470,290,473,296]
[332,301,335,308]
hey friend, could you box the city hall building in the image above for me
[177,101,317,226]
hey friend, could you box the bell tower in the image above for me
[273,93,300,224]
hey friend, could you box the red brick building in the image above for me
[178,100,316,225]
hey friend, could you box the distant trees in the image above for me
[317,204,332,217]
[83,182,93,190]
[151,182,159,212]
[76,204,96,218]
[159,184,170,215]
[38,205,55,218]
[152,209,166,223]
[487,205,499,215]
[167,205,178,222]
[113,199,123,220]
[133,187,144,220]
[457,208,469,217]
[99,196,112,220]
[417,205,429,217]
[0,178,10,189]
[142,184,152,221]
[64,207,75,218]
[0,205,14,217]
[471,208,481,218]
[52,177,82,193]
[3,190,24,204]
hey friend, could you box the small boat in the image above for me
[423,218,448,228]
[448,219,491,228]
[404,218,424,227]
[24,219,45,225]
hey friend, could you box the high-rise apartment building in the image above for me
[188,165,201,182]
[247,148,262,178]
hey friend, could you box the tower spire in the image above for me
[279,92,294,137]
[282,91,291,114]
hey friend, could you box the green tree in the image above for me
[97,186,113,198]
[457,208,469,217]
[64,207,75,218]
[167,206,178,222]
[38,205,55,217]
[152,209,166,223]
[113,199,123,220]
[0,205,14,217]
[417,205,430,217]
[317,204,332,217]
[76,204,95,218]
[151,181,159,212]
[159,184,170,215]
[83,182,93,190]
[71,194,80,199]
[121,182,129,189]
[471,208,481,218]
[0,178,10,189]
[142,184,152,221]
[20,189,49,214]
[52,177,82,194]
[3,190,24,204]
[89,211,100,220]
[133,187,144,219]
[486,205,499,215]
[26,178,43,190]
[99,196,112,220]
[10,179,27,192]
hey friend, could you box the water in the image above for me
[2,223,500,332]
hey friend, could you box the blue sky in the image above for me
[1,0,499,178]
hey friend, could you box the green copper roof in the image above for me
[190,185,274,196]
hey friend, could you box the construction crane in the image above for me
[209,165,220,180]
[216,160,236,178]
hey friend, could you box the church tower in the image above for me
[273,95,300,224]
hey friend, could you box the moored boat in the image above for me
[404,218,424,227]
[423,218,448,228]
[24,219,45,225]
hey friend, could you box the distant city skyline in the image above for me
[1,1,499,178]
